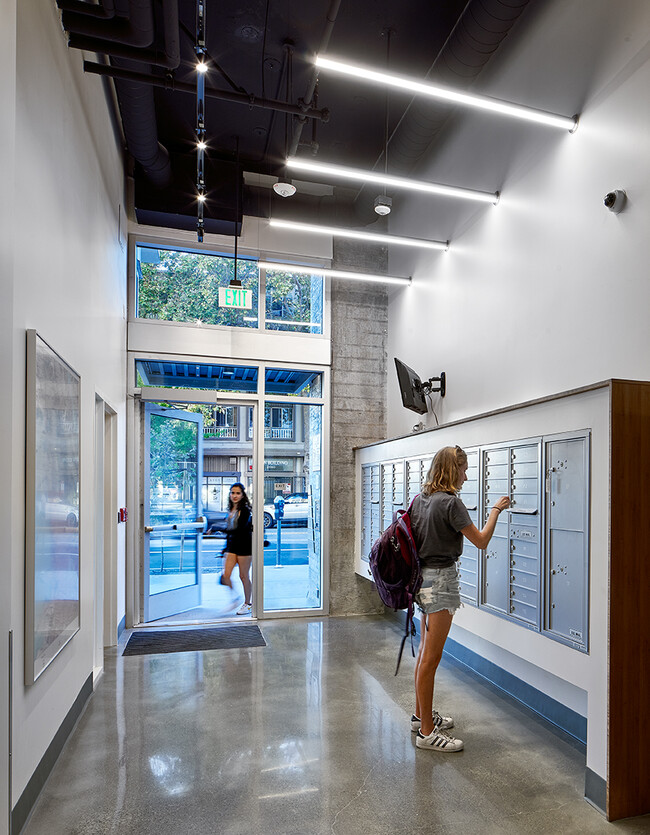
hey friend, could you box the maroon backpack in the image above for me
[368,499,422,674]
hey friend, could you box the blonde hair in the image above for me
[422,445,467,495]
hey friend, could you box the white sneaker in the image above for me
[415,728,464,752]
[410,710,454,733]
[236,602,252,616]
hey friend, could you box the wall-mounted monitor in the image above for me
[394,358,446,415]
[394,358,428,414]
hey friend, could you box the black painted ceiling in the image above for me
[59,0,532,236]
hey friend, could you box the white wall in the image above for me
[0,2,18,829]
[6,0,127,813]
[386,0,650,436]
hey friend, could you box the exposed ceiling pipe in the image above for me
[61,0,180,188]
[112,58,172,188]
[287,0,342,158]
[83,61,329,122]
[66,0,180,69]
[57,0,117,19]
[60,0,152,46]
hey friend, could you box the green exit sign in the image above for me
[218,286,253,309]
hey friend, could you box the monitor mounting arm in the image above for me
[416,371,446,398]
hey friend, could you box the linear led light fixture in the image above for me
[316,56,578,132]
[269,218,448,251]
[286,158,498,205]
[258,260,411,286]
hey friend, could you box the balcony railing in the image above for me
[247,427,294,440]
[266,427,293,439]
[204,426,238,439]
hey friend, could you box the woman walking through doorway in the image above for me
[410,445,510,751]
[220,482,253,615]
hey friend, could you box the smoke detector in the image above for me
[273,176,297,198]
[374,194,392,216]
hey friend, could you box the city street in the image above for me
[148,527,310,575]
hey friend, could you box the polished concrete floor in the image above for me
[23,616,650,835]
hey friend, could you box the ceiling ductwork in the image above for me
[60,0,179,189]
[58,0,534,236]
[59,0,154,47]
[379,0,532,177]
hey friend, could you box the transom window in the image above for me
[135,245,323,334]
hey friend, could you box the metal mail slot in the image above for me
[485,449,509,465]
[484,463,509,479]
[508,493,538,512]
[509,584,537,606]
[511,445,538,463]
[484,479,508,493]
[509,599,537,623]
[460,555,478,574]
[511,570,537,591]
[461,490,478,509]
[511,477,538,495]
[510,515,539,535]
[493,517,509,534]
[512,461,538,479]
[511,537,538,558]
[510,554,538,574]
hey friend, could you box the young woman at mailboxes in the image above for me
[409,445,510,751]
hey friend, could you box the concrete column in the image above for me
[329,239,388,615]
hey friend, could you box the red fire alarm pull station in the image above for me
[118,507,128,523]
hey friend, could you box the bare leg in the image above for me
[415,610,453,736]
[236,555,252,605]
[414,613,427,719]
[221,552,237,587]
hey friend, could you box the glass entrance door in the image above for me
[143,405,204,622]
[262,401,323,612]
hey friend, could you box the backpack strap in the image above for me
[394,594,418,676]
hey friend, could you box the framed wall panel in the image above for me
[25,330,81,684]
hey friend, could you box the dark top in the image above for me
[225,505,252,556]
[410,491,472,568]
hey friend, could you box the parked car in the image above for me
[204,509,228,535]
[263,493,309,528]
[45,500,78,527]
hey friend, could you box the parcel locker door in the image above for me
[544,436,589,650]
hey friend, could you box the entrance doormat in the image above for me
[122,625,266,656]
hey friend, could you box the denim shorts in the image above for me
[415,564,461,615]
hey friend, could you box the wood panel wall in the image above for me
[608,380,650,820]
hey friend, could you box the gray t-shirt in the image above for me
[410,491,472,568]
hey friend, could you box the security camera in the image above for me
[604,189,626,214]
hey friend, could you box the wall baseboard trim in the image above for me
[584,767,606,815]
[12,673,93,834]
[392,611,587,744]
